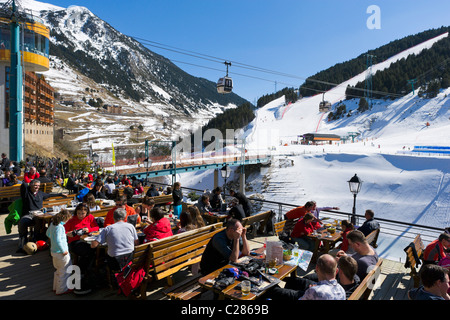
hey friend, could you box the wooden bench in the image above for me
[148,194,173,205]
[404,234,425,288]
[43,194,76,208]
[274,219,286,237]
[365,228,380,248]
[348,258,383,300]
[134,222,225,300]
[0,182,54,205]
[241,210,274,236]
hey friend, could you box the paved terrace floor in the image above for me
[0,213,415,301]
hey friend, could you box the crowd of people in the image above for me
[4,149,449,300]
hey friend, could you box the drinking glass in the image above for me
[241,280,251,296]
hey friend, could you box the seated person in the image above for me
[146,184,160,197]
[88,180,107,199]
[91,208,139,272]
[6,173,21,187]
[227,197,246,221]
[23,166,40,183]
[104,177,116,198]
[357,209,380,237]
[195,194,213,214]
[135,198,155,221]
[83,193,101,212]
[134,181,144,196]
[329,220,355,256]
[188,206,206,228]
[17,179,67,253]
[103,195,141,227]
[177,211,196,234]
[65,203,99,277]
[408,264,450,300]
[336,230,379,280]
[199,219,250,276]
[285,201,315,220]
[210,187,224,211]
[290,212,319,252]
[265,255,359,300]
[142,207,173,242]
[423,233,450,265]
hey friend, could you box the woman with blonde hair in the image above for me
[188,205,206,228]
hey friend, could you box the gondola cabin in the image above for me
[319,101,331,112]
[217,76,233,94]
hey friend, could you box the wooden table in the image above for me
[202,212,228,225]
[308,226,342,262]
[198,247,297,300]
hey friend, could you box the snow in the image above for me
[176,34,450,262]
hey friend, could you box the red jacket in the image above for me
[104,205,140,227]
[291,217,317,238]
[340,228,352,252]
[24,172,40,183]
[423,239,446,262]
[143,217,173,242]
[286,206,310,220]
[64,214,99,244]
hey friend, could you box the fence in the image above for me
[151,181,444,246]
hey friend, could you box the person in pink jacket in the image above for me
[143,207,173,243]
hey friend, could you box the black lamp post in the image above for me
[220,164,231,194]
[348,174,362,225]
[143,157,152,186]
[92,153,99,177]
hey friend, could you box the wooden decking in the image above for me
[0,214,414,300]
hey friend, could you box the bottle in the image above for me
[293,243,299,258]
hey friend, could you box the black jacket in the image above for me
[229,204,246,221]
[172,189,183,206]
[20,182,53,214]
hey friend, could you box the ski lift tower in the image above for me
[365,54,375,110]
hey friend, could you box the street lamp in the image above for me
[348,174,362,225]
[143,157,152,186]
[220,164,232,194]
[92,153,99,176]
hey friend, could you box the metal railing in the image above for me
[150,181,445,247]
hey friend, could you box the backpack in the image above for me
[76,187,90,202]
[115,262,146,297]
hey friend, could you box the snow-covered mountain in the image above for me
[4,0,247,153]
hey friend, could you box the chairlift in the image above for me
[217,62,233,94]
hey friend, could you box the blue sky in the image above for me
[45,0,450,103]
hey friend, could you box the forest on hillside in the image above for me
[299,26,450,98]
[345,31,450,100]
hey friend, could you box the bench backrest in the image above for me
[0,182,53,197]
[241,210,272,227]
[274,220,286,236]
[405,234,424,267]
[365,228,380,248]
[404,234,424,287]
[91,208,111,218]
[148,194,173,205]
[43,194,76,207]
[348,258,383,300]
[145,222,224,282]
